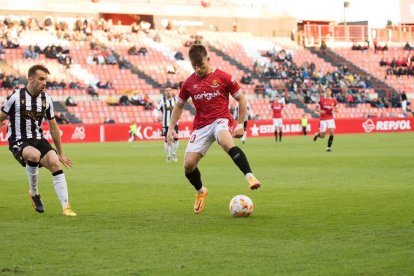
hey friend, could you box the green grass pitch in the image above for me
[1,133,413,275]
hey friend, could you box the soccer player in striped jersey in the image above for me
[232,92,253,144]
[154,87,179,162]
[0,64,76,216]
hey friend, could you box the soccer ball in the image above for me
[229,195,253,217]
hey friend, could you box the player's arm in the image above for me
[233,91,247,138]
[166,100,184,144]
[0,111,7,129]
[315,104,325,115]
[48,118,73,169]
[152,104,160,122]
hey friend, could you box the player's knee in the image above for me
[25,149,41,163]
[184,163,197,174]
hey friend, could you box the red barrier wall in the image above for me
[1,118,413,145]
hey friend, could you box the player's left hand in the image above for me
[233,125,244,138]
[59,154,73,169]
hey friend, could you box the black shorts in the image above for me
[9,138,55,167]
[162,125,179,137]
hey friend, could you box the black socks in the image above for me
[228,146,252,175]
[185,167,202,190]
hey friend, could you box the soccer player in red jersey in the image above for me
[270,94,286,142]
[313,87,338,152]
[166,44,261,214]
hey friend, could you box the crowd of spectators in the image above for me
[253,47,377,109]
[380,55,414,78]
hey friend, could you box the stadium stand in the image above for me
[0,14,408,124]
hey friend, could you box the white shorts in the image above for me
[402,100,407,112]
[273,118,283,128]
[319,119,336,133]
[185,118,231,156]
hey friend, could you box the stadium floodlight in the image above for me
[344,1,350,26]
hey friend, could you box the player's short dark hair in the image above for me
[28,64,50,78]
[189,44,207,64]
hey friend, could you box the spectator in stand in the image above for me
[254,83,264,99]
[130,93,145,106]
[174,51,185,60]
[240,73,253,85]
[62,55,72,69]
[87,85,99,99]
[23,46,39,59]
[153,32,161,43]
[128,45,139,55]
[118,56,131,69]
[69,81,83,89]
[65,96,77,107]
[143,94,153,110]
[264,81,276,98]
[96,80,113,89]
[138,46,148,56]
[119,94,130,106]
[380,57,390,67]
[0,40,5,55]
[131,22,140,33]
[104,50,117,65]
[404,42,413,51]
[55,112,69,124]
[103,117,115,124]
[401,90,408,113]
[107,95,118,106]
[320,40,327,55]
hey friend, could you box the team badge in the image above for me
[211,80,219,88]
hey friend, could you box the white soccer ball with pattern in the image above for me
[229,195,253,217]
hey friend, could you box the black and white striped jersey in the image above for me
[155,95,178,128]
[1,88,55,142]
[233,101,252,121]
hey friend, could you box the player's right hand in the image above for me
[167,129,177,145]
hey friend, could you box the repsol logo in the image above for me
[362,119,412,133]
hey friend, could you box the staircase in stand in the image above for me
[53,101,82,124]
[208,45,258,78]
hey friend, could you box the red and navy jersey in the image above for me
[1,88,54,142]
[318,97,337,120]
[179,68,242,130]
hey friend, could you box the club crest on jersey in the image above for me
[211,80,219,88]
